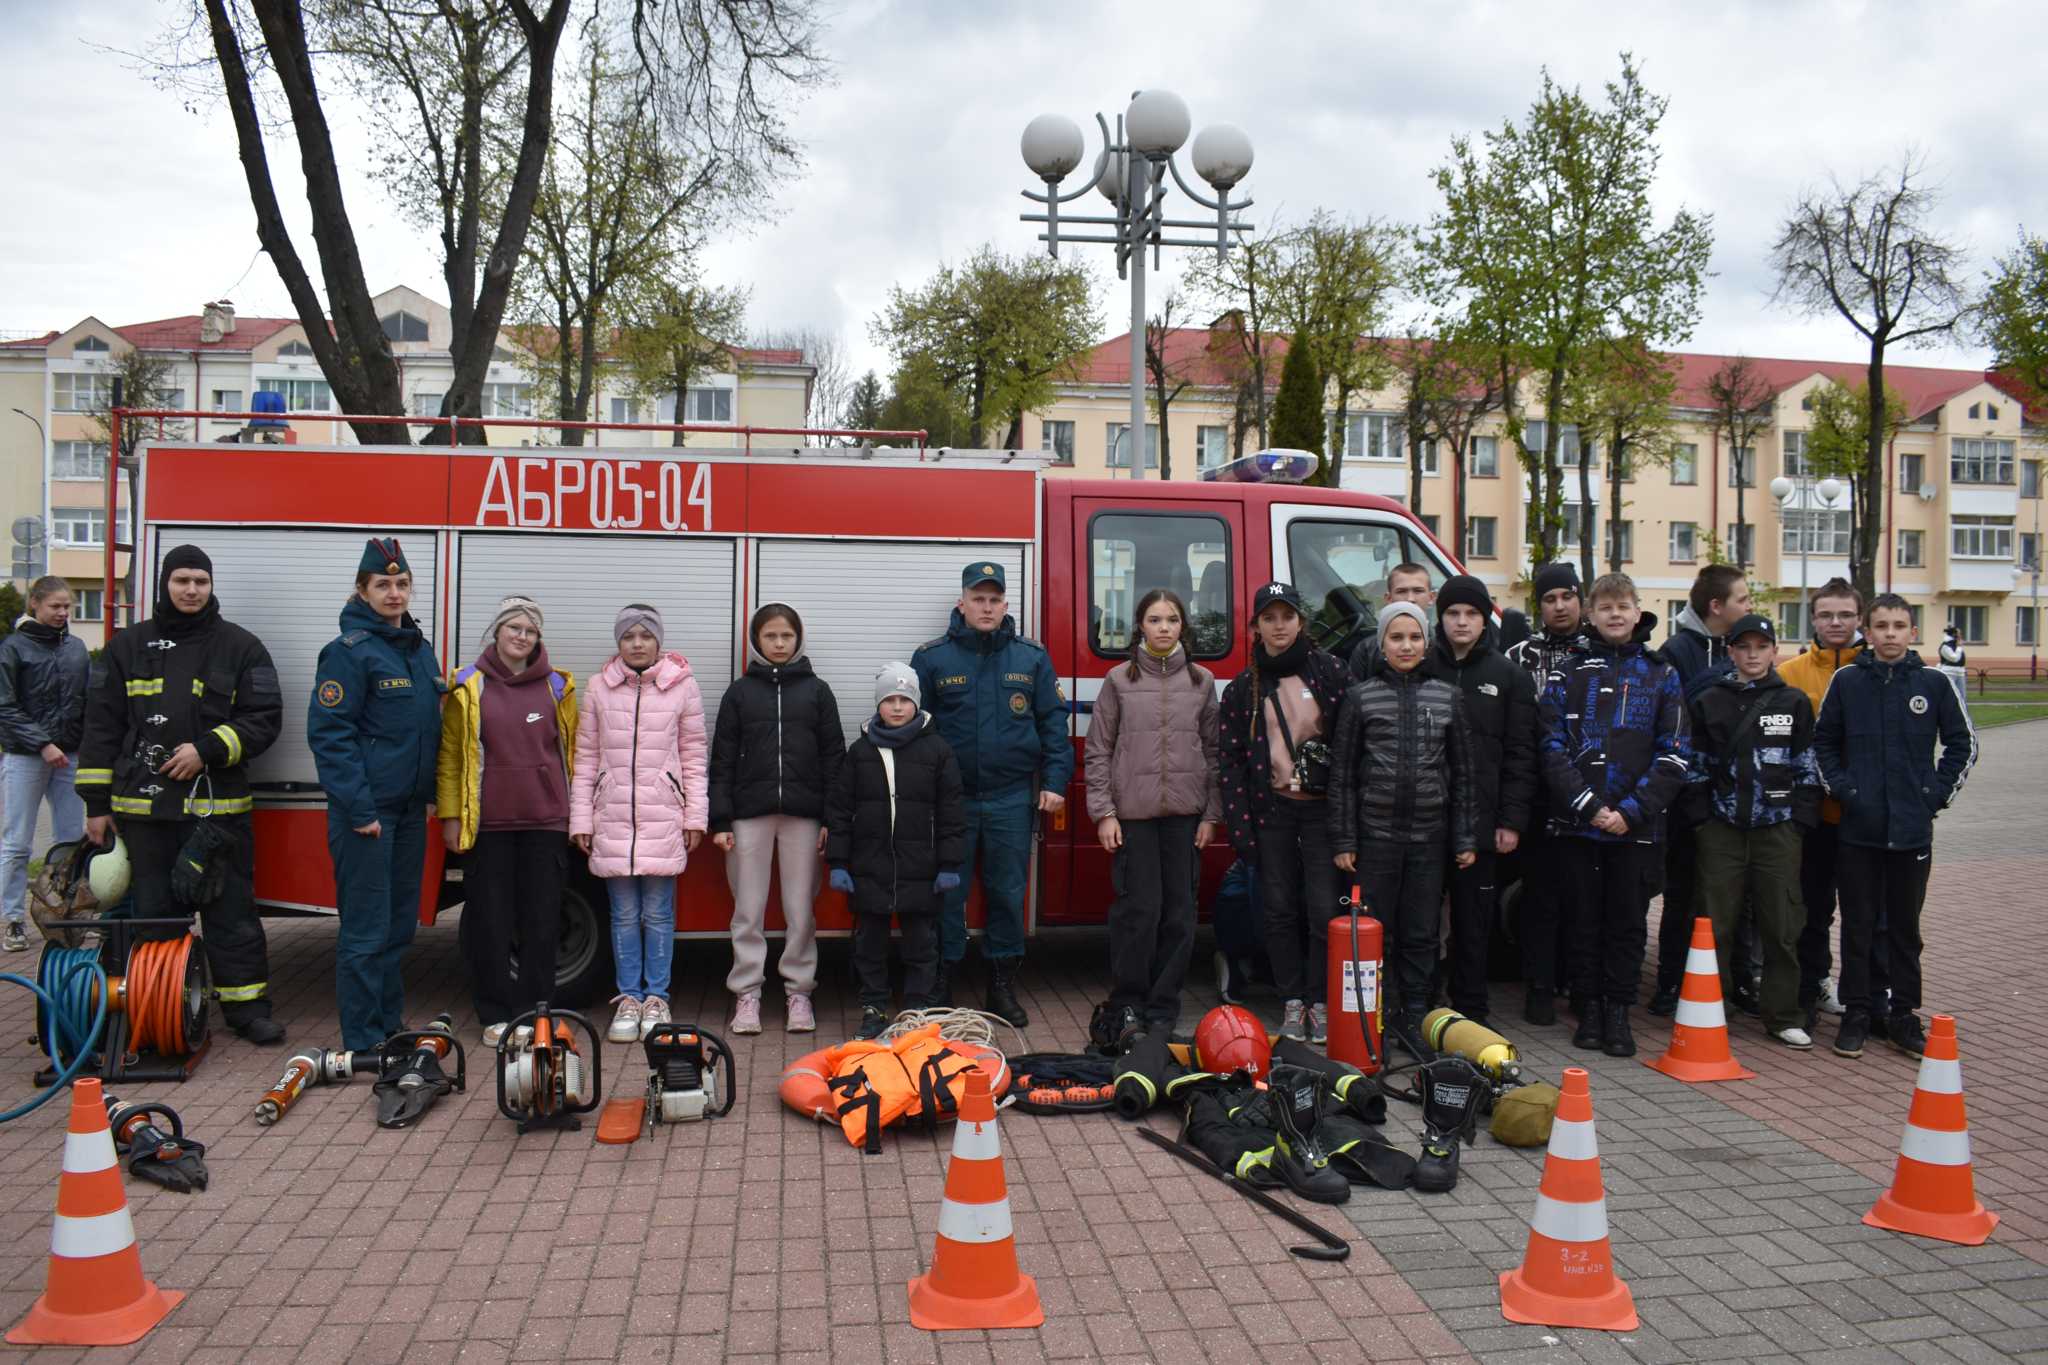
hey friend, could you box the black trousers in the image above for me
[1836,846,1930,1017]
[1654,821,1698,993]
[854,910,938,1011]
[462,829,567,1027]
[1446,847,1497,1017]
[1797,821,1890,1010]
[1259,797,1338,1005]
[1108,815,1199,1027]
[1518,827,1566,992]
[126,814,271,1023]
[1358,838,1446,1021]
[1557,838,1657,1005]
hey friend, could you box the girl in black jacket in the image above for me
[710,603,845,1035]
[825,663,965,1039]
[0,577,91,952]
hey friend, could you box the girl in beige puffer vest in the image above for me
[1083,588,1221,1036]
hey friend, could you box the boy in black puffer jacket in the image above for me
[826,663,965,1040]
[1330,602,1477,1059]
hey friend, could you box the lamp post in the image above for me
[1020,92,1254,481]
[1771,470,1845,638]
[2018,495,2042,681]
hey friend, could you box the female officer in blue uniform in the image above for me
[307,538,445,1050]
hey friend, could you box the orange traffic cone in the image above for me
[1864,1014,1999,1245]
[1500,1067,1638,1332]
[8,1078,183,1346]
[907,1068,1043,1330]
[1645,917,1756,1083]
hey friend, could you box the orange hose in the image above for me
[126,936,193,1056]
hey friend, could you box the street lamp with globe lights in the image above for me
[1771,472,1845,639]
[1020,92,1254,481]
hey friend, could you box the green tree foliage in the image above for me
[1143,290,1199,481]
[1185,235,1279,454]
[1268,340,1325,461]
[1807,379,1908,567]
[1702,355,1776,574]
[614,279,750,446]
[1977,230,2048,404]
[879,356,970,449]
[841,371,886,434]
[1770,154,1968,598]
[0,585,23,639]
[1402,326,1507,557]
[872,247,1099,448]
[1571,336,1680,577]
[1422,54,1712,570]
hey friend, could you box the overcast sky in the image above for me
[4,1,2044,389]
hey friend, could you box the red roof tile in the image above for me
[113,314,302,352]
[0,331,57,350]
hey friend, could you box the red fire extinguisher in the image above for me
[1326,885,1383,1075]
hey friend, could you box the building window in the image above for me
[210,388,243,413]
[1608,440,1633,481]
[1195,425,1229,470]
[1900,451,1925,492]
[1783,430,1812,478]
[1418,438,1439,475]
[258,377,334,411]
[1562,434,1597,470]
[1667,601,1688,635]
[73,335,110,353]
[1671,442,1698,485]
[1989,402,2001,420]
[1524,420,1585,468]
[493,347,521,364]
[1779,600,1807,643]
[481,382,534,418]
[1465,516,1498,560]
[1950,515,2015,560]
[1897,529,1924,568]
[1908,604,1923,642]
[1106,422,1160,469]
[1420,514,1440,537]
[53,508,126,547]
[1728,447,1757,488]
[2019,531,2041,571]
[52,441,110,480]
[1041,420,1076,463]
[1335,412,1403,461]
[1468,435,1499,478]
[1968,402,1981,420]
[277,340,314,358]
[52,373,114,412]
[412,391,445,418]
[160,388,186,411]
[1951,437,2016,485]
[72,589,103,622]
[379,311,429,343]
[1947,605,1987,646]
[1724,522,1756,565]
[1669,521,1698,563]
[2023,459,2041,499]
[1605,519,1633,564]
[683,387,732,423]
[1089,512,1232,657]
[1781,508,1853,556]
[608,397,640,424]
[2018,606,2038,648]
[1558,505,1598,555]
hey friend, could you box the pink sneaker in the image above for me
[786,992,815,1033]
[731,991,763,1035]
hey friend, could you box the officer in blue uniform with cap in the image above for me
[307,537,445,1050]
[912,561,1072,1025]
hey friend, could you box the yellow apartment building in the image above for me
[1024,321,2045,668]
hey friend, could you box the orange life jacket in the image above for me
[823,1024,999,1153]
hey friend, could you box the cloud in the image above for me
[5,0,2044,390]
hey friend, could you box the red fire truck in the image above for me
[109,418,1463,1002]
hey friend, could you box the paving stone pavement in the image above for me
[0,720,2041,1363]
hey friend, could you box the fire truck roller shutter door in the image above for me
[153,528,441,787]
[753,541,1029,747]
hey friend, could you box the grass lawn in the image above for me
[1975,703,2048,729]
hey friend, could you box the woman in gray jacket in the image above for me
[1085,588,1221,1039]
[0,577,91,951]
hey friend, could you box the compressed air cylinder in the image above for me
[1421,1008,1522,1083]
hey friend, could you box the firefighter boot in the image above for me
[1601,1001,1636,1058]
[986,960,1029,1028]
[930,962,954,1008]
[1572,998,1606,1051]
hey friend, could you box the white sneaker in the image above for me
[786,992,815,1033]
[1308,1003,1329,1046]
[731,991,763,1035]
[1817,977,1845,1016]
[1280,998,1307,1040]
[1772,1025,1814,1050]
[639,995,670,1039]
[607,995,643,1043]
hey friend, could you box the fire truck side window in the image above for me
[1286,519,1444,654]
[1088,512,1232,659]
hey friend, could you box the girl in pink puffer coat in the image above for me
[569,604,708,1042]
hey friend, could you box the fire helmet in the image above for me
[1194,1004,1271,1079]
[87,835,132,906]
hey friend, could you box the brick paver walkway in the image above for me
[0,723,2043,1362]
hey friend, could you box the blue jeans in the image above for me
[607,876,676,1000]
[940,792,1033,964]
[3,752,85,924]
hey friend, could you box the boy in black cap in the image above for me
[1686,613,1821,1048]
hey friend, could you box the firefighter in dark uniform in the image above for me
[78,544,286,1044]
[307,538,444,1051]
[911,562,1073,1026]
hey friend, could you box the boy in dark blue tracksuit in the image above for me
[1539,574,1691,1058]
[1814,594,1975,1062]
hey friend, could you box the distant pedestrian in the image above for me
[1938,624,1970,718]
[0,577,89,951]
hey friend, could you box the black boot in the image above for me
[1524,985,1556,1027]
[931,962,954,1008]
[229,1011,286,1047]
[1572,998,1606,1050]
[986,960,1028,1028]
[1602,1002,1635,1058]
[1647,982,1680,1017]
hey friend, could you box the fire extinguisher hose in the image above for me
[126,935,196,1057]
